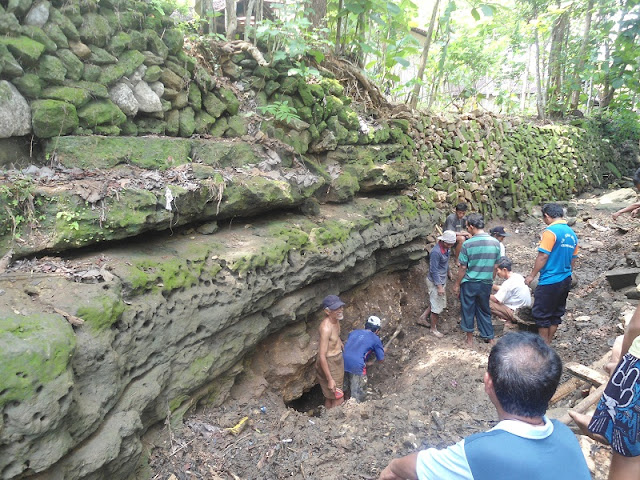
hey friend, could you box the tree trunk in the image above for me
[569,0,593,110]
[408,0,441,109]
[534,27,544,118]
[520,44,531,112]
[308,0,327,30]
[225,0,237,40]
[244,0,256,41]
[547,8,569,118]
[335,0,343,55]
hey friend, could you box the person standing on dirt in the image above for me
[443,202,471,261]
[453,214,501,346]
[612,167,640,220]
[525,203,578,345]
[378,332,591,480]
[316,295,346,409]
[343,315,385,402]
[489,226,510,258]
[490,256,532,327]
[417,230,457,338]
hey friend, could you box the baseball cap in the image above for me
[438,230,457,244]
[322,295,345,310]
[490,226,510,237]
[367,315,381,327]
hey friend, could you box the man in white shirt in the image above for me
[490,257,531,326]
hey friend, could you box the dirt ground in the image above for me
[147,191,639,480]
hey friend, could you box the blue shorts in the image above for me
[532,276,571,328]
[588,353,640,457]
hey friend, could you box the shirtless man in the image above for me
[316,295,346,408]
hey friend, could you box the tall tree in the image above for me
[407,0,441,108]
[569,0,594,110]
[546,6,570,117]
[309,0,328,29]
[225,0,237,39]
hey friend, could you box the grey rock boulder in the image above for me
[24,0,50,27]
[109,82,139,117]
[0,81,32,138]
[133,81,162,113]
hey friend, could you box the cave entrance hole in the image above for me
[285,384,325,415]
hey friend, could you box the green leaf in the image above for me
[611,78,625,89]
[387,2,401,15]
[309,49,325,63]
[393,56,411,67]
[479,4,495,16]
[345,2,365,14]
[471,7,480,20]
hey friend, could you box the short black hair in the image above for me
[365,321,380,332]
[455,203,468,212]
[496,256,512,271]
[541,203,564,219]
[488,332,562,418]
[466,213,484,229]
[633,167,640,186]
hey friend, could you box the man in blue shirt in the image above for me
[343,316,385,402]
[379,332,591,480]
[525,203,579,344]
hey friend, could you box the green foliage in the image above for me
[0,178,37,239]
[257,101,302,124]
[254,0,330,76]
[595,109,640,146]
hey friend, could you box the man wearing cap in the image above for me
[443,202,471,261]
[525,203,578,344]
[417,230,457,338]
[489,226,510,258]
[316,295,346,408]
[343,316,385,402]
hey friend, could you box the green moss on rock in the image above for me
[41,85,91,107]
[76,296,125,331]
[78,100,126,127]
[0,35,45,65]
[46,136,193,170]
[38,54,67,84]
[0,313,75,408]
[31,99,79,138]
[13,72,41,98]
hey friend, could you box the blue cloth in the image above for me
[589,352,640,457]
[538,221,578,285]
[460,281,493,339]
[343,329,384,375]
[428,243,450,285]
[416,418,591,480]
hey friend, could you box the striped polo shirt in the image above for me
[459,233,501,284]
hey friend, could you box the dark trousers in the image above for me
[460,281,494,339]
[532,276,572,328]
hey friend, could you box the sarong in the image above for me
[588,353,640,457]
[316,352,344,399]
